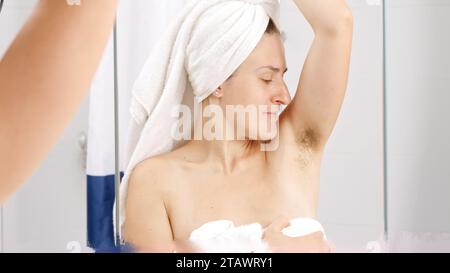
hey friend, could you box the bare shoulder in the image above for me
[125,151,186,207]
[128,155,174,192]
[124,156,176,252]
[127,145,194,198]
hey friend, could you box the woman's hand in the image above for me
[292,0,353,35]
[262,216,333,253]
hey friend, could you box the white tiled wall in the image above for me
[385,0,450,245]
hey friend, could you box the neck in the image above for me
[203,138,261,174]
[187,115,262,174]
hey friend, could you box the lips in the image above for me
[264,112,279,116]
[263,112,280,122]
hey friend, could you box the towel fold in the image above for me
[116,0,282,242]
[188,217,326,253]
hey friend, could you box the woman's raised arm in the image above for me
[282,0,353,151]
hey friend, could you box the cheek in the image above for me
[220,88,239,105]
[250,89,270,105]
[247,81,270,102]
[222,80,268,106]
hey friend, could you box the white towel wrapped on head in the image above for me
[116,0,282,242]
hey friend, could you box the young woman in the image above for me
[0,0,117,204]
[124,0,353,253]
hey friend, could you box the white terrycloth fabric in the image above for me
[188,217,327,253]
[116,0,281,241]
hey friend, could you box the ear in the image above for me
[213,86,224,98]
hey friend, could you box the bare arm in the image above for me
[282,0,353,150]
[0,0,117,204]
[123,162,176,253]
[124,159,204,253]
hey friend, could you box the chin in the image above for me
[262,122,279,140]
[260,131,278,141]
[250,128,278,142]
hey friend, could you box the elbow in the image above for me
[315,8,354,36]
[333,8,354,33]
[338,8,354,30]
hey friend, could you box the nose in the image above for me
[271,82,292,106]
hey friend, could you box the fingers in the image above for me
[308,230,325,239]
[264,215,291,232]
[327,240,336,253]
[261,216,332,253]
[262,216,291,242]
[305,232,331,253]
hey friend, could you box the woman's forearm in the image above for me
[292,0,353,35]
[0,0,118,204]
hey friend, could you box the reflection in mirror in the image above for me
[115,0,383,253]
[0,0,384,253]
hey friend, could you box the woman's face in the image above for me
[209,33,292,141]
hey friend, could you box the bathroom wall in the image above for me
[385,0,450,250]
